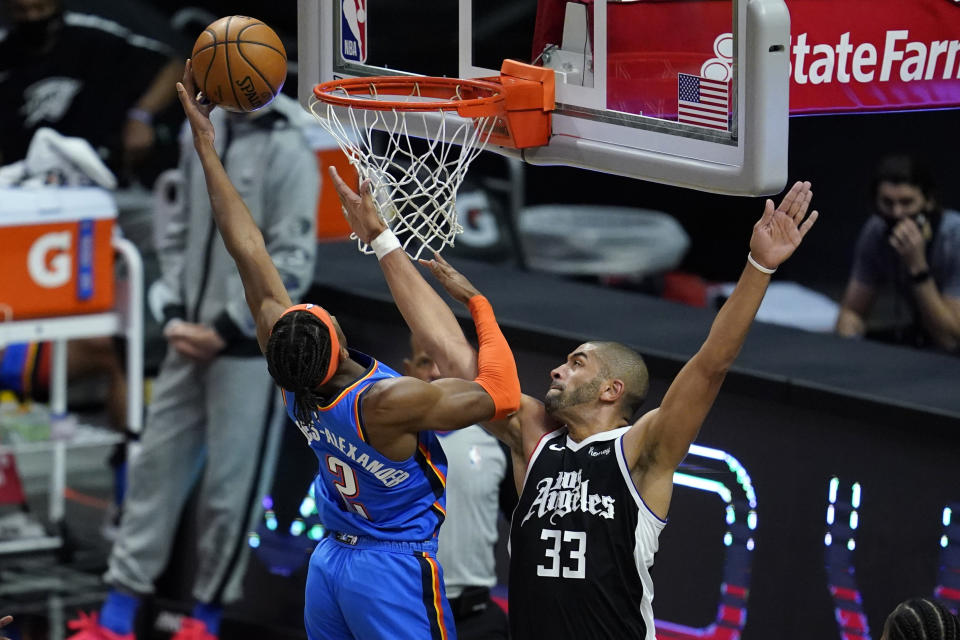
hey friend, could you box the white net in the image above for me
[310,91,497,260]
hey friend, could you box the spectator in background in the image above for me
[879,597,960,640]
[0,0,181,174]
[836,154,960,353]
[66,91,319,640]
[403,336,514,640]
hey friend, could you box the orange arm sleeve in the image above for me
[468,295,522,420]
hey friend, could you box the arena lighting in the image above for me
[655,446,756,640]
[825,478,870,640]
[935,503,960,614]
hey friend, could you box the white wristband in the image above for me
[370,229,401,260]
[747,252,776,275]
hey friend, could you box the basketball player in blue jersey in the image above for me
[333,172,818,639]
[176,61,521,640]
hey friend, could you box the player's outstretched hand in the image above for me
[176,59,216,148]
[328,167,386,244]
[1,614,13,640]
[419,252,481,305]
[749,180,819,271]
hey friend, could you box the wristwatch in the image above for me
[911,269,931,284]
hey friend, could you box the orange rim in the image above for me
[313,76,505,117]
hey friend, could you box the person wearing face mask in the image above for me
[0,0,181,173]
[836,154,960,353]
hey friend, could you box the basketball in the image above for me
[191,15,286,113]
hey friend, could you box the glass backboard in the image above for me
[297,0,791,196]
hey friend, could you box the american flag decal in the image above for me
[677,73,730,131]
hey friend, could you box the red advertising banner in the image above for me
[533,0,960,116]
[785,0,960,113]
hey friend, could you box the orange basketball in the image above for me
[191,15,286,113]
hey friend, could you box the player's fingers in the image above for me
[175,82,192,111]
[791,182,812,219]
[182,59,199,97]
[776,181,801,214]
[793,187,812,220]
[358,178,374,200]
[757,199,776,227]
[426,262,444,280]
[327,167,355,201]
[798,210,818,237]
[181,59,192,88]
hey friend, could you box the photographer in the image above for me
[836,154,960,353]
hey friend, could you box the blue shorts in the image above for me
[305,533,457,640]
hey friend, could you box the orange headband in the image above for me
[279,303,342,386]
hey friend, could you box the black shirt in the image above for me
[0,12,172,167]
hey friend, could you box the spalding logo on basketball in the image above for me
[191,15,287,113]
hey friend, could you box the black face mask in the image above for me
[13,11,64,51]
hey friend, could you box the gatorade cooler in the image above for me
[0,187,116,320]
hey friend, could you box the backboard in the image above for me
[297,0,791,196]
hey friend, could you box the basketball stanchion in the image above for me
[310,60,554,260]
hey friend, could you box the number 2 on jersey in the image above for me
[326,455,371,519]
[538,529,586,579]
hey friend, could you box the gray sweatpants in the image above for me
[106,348,283,604]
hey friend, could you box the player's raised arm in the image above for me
[328,167,478,380]
[625,181,818,519]
[420,254,559,460]
[176,60,291,352]
[329,167,525,444]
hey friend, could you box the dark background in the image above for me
[5,1,957,638]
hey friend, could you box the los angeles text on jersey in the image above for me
[297,421,410,488]
[521,469,615,526]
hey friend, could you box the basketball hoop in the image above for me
[310,61,554,259]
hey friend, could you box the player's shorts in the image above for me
[305,532,457,640]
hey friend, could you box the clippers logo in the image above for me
[522,469,616,526]
[27,231,72,288]
[341,0,367,63]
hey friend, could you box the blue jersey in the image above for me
[283,349,448,542]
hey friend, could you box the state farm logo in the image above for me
[790,30,960,85]
[27,231,72,288]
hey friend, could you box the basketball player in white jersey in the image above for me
[331,172,818,639]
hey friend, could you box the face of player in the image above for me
[876,181,934,235]
[544,343,605,416]
[403,349,441,383]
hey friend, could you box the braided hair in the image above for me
[885,598,960,640]
[265,310,334,425]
